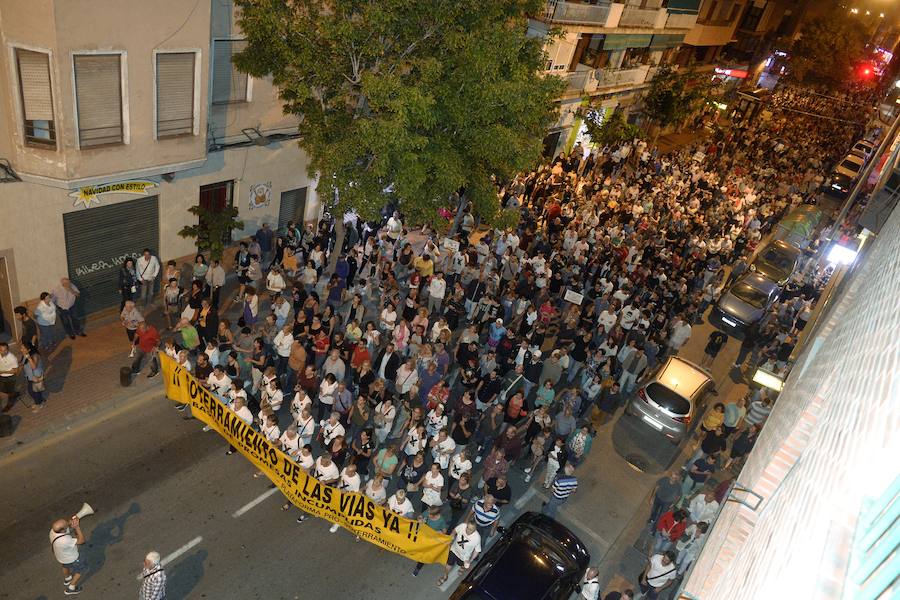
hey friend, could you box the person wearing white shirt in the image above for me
[273,325,294,375]
[206,366,231,398]
[438,521,481,584]
[578,567,601,600]
[427,272,446,315]
[329,464,363,532]
[667,319,692,355]
[296,454,341,523]
[271,295,291,329]
[364,474,388,505]
[419,463,445,511]
[430,429,456,470]
[373,398,396,445]
[688,490,719,525]
[52,278,85,338]
[34,292,60,350]
[265,267,286,296]
[448,449,472,481]
[0,343,19,410]
[639,551,678,598]
[387,489,415,518]
[225,397,254,455]
[598,309,617,332]
[279,426,302,458]
[294,406,316,446]
[136,249,161,309]
[320,412,345,446]
[675,522,708,575]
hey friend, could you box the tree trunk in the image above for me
[448,195,469,237]
[326,218,346,276]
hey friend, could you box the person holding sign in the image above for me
[437,520,481,586]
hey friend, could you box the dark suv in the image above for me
[449,512,590,600]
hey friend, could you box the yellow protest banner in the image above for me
[158,353,451,564]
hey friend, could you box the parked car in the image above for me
[850,140,876,162]
[712,272,780,331]
[834,153,865,179]
[827,172,855,199]
[449,512,590,600]
[625,357,715,443]
[750,239,801,285]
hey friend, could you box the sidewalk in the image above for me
[0,282,247,455]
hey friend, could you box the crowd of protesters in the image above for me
[8,80,874,598]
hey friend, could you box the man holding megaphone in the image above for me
[49,503,93,595]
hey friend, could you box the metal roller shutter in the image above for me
[16,50,53,121]
[74,54,123,147]
[212,40,248,104]
[156,52,195,137]
[278,187,308,231]
[63,196,159,314]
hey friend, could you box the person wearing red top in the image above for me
[350,341,371,371]
[131,322,161,378]
[653,509,687,554]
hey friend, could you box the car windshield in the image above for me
[731,282,768,308]
[840,159,860,172]
[760,248,795,270]
[646,382,691,415]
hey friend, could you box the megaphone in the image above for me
[73,503,95,520]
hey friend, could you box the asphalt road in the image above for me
[0,308,748,600]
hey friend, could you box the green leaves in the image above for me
[178,205,244,261]
[234,0,563,227]
[642,65,710,131]
[789,8,868,84]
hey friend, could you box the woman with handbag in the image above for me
[638,551,678,600]
[23,350,47,411]
[118,258,139,312]
[446,472,473,529]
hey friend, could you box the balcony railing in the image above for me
[665,11,698,29]
[617,4,666,28]
[598,65,651,88]
[543,0,612,25]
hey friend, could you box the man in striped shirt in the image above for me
[543,464,578,518]
[469,494,501,541]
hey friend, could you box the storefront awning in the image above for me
[603,34,653,51]
[649,34,685,50]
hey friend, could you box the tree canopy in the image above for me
[641,66,709,132]
[581,108,641,148]
[234,0,564,226]
[789,8,868,84]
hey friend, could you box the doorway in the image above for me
[0,257,16,342]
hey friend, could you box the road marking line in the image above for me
[439,569,464,592]
[232,487,279,518]
[514,485,537,510]
[161,536,203,566]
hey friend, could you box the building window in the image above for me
[73,54,124,147]
[739,5,764,31]
[156,52,196,138]
[622,47,651,68]
[212,40,248,104]
[15,49,56,148]
[199,181,235,245]
[570,34,610,70]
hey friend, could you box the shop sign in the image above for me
[69,180,158,209]
[249,182,272,210]
[714,67,749,79]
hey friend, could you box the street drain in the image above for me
[625,453,650,473]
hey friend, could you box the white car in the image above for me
[850,140,876,162]
[834,153,865,179]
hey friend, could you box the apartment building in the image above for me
[0,0,319,332]
[530,0,702,154]
[675,0,746,68]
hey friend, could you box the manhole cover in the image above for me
[625,453,651,473]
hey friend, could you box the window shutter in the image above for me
[157,52,195,136]
[212,40,248,104]
[16,50,53,121]
[74,54,123,147]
